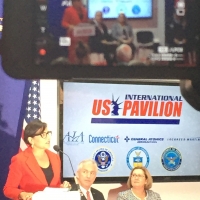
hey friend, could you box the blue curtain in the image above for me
[0,61,31,200]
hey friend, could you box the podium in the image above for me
[73,23,95,37]
[32,187,81,200]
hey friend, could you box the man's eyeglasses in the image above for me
[131,174,145,179]
[34,131,52,139]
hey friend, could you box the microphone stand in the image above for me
[53,145,83,196]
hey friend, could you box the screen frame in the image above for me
[59,79,200,183]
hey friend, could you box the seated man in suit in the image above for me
[72,159,105,200]
[89,11,118,66]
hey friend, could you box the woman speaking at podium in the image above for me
[3,120,70,200]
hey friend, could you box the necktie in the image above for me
[86,190,91,200]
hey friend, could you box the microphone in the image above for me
[53,145,75,176]
[53,145,81,192]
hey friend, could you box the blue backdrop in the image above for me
[0,64,31,200]
[48,0,70,38]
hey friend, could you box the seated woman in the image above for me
[117,166,161,200]
[3,120,70,200]
[111,13,135,58]
[89,11,118,65]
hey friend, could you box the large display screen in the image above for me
[62,82,200,180]
[88,0,152,19]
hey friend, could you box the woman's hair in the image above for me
[118,13,127,24]
[127,166,153,190]
[24,119,47,145]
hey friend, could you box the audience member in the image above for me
[117,166,161,200]
[116,44,132,66]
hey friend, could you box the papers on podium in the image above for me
[73,23,95,37]
[32,187,81,200]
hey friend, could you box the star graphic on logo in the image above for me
[124,136,130,142]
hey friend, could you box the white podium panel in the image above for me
[32,188,81,200]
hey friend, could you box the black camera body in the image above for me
[1,0,200,80]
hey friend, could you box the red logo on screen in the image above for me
[92,95,183,117]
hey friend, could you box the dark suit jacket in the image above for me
[3,147,61,200]
[89,20,113,53]
[71,184,105,200]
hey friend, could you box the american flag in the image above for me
[20,80,41,151]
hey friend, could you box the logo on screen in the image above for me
[103,6,110,14]
[132,5,141,15]
[89,135,119,143]
[124,136,130,142]
[161,147,182,171]
[63,131,84,145]
[124,137,164,143]
[93,147,114,172]
[91,94,183,125]
[167,137,200,142]
[126,147,150,170]
[111,96,122,116]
